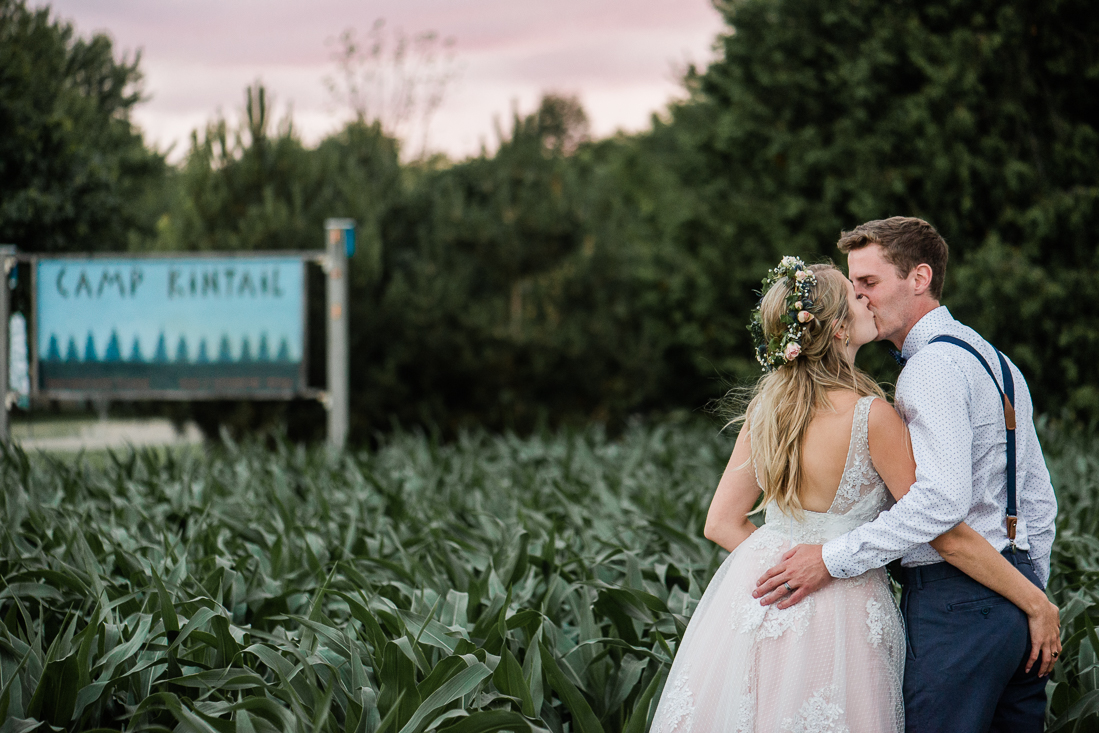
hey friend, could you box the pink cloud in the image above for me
[40,0,725,159]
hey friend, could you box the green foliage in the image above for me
[358,96,684,433]
[1044,424,1099,729]
[657,0,1099,419]
[153,0,1099,439]
[151,85,402,259]
[0,0,166,252]
[151,91,703,438]
[6,0,1099,436]
[0,422,725,731]
[0,422,1096,730]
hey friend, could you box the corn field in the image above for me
[0,422,1096,732]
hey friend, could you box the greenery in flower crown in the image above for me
[747,256,819,371]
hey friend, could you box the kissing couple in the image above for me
[650,217,1059,732]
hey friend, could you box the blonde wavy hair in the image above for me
[729,263,885,517]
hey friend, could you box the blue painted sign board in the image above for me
[35,256,307,397]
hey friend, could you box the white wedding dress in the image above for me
[651,396,904,732]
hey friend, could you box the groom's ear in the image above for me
[911,263,934,296]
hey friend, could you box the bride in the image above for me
[650,258,1059,732]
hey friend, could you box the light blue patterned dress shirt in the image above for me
[822,306,1058,586]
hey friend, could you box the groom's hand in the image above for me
[753,544,832,609]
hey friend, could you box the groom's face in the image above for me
[847,244,911,345]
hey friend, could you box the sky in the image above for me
[42,0,727,161]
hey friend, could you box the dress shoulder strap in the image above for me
[853,395,877,455]
[827,395,883,515]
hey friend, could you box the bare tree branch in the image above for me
[324,19,460,158]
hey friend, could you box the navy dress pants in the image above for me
[900,549,1048,732]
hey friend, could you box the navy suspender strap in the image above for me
[927,335,1018,547]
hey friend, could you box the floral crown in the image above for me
[747,256,819,371]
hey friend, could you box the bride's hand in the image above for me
[1026,596,1062,677]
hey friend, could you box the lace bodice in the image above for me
[762,396,891,545]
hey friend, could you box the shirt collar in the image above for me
[901,305,954,360]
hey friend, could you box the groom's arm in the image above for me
[754,352,974,606]
[822,353,974,579]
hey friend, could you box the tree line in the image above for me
[2,0,1097,441]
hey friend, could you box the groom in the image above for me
[752,217,1058,732]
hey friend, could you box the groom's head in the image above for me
[838,217,948,349]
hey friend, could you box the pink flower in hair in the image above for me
[784,342,801,361]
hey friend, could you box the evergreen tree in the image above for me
[656,0,1099,419]
[104,331,121,361]
[217,335,232,362]
[153,333,168,363]
[275,338,290,362]
[83,331,97,361]
[0,0,167,251]
[129,336,144,362]
[175,335,189,363]
[45,334,60,361]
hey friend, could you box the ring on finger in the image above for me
[783,581,794,593]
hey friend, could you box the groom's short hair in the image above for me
[837,217,949,299]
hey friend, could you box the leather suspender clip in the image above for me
[1003,394,1016,431]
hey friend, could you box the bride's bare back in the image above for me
[798,390,864,512]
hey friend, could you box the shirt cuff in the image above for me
[822,537,854,579]
[1034,551,1051,588]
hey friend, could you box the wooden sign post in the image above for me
[324,219,354,450]
[0,246,14,445]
